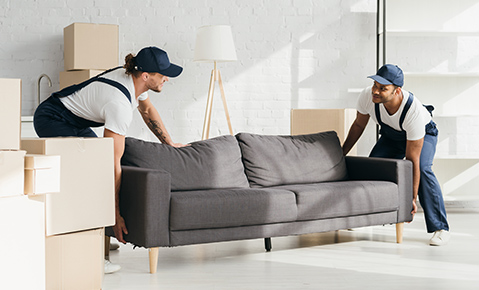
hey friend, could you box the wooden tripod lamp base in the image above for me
[201,62,234,140]
[194,25,237,140]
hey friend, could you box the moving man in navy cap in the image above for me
[342,64,450,246]
[34,46,187,272]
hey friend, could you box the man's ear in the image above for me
[142,72,149,82]
[395,86,402,95]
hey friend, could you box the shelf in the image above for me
[434,155,479,160]
[433,114,479,118]
[384,30,479,37]
[404,72,479,77]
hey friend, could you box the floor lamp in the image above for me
[194,25,237,140]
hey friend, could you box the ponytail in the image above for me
[124,53,141,77]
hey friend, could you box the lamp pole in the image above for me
[201,61,233,140]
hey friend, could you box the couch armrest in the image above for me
[115,165,172,248]
[345,156,413,223]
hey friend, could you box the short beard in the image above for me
[147,82,162,93]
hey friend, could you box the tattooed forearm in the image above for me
[147,119,168,144]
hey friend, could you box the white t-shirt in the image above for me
[357,86,431,141]
[60,68,148,136]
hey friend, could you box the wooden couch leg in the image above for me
[104,236,110,259]
[265,238,272,252]
[149,247,159,274]
[396,223,404,243]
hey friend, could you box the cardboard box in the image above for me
[46,228,104,290]
[0,195,46,290]
[24,154,61,195]
[0,150,26,197]
[59,69,105,89]
[291,109,357,155]
[0,78,21,150]
[21,137,115,236]
[64,23,119,71]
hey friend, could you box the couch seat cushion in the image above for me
[121,135,250,191]
[169,188,298,231]
[272,181,399,221]
[236,131,348,187]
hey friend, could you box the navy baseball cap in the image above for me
[134,46,183,77]
[368,64,404,87]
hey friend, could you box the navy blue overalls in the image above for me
[34,66,131,138]
[369,92,449,233]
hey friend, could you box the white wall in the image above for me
[0,0,378,154]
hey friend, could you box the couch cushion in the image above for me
[169,188,298,230]
[121,136,250,191]
[272,181,399,221]
[236,131,348,187]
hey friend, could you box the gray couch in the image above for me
[109,131,413,273]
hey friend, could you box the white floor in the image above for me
[103,211,479,290]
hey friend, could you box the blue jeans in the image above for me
[369,130,449,233]
[34,96,102,138]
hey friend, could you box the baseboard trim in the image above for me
[416,199,479,212]
[445,199,479,210]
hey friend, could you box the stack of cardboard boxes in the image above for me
[0,23,118,290]
[0,78,61,290]
[20,137,115,290]
[59,22,119,89]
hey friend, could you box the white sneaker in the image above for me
[429,230,450,246]
[104,259,121,274]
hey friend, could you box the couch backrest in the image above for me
[121,135,250,191]
[236,131,348,187]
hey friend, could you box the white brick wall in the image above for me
[1,0,378,153]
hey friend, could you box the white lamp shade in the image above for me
[194,25,237,62]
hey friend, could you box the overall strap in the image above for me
[374,92,414,131]
[53,66,131,103]
[97,66,124,77]
[399,92,414,131]
[374,102,383,126]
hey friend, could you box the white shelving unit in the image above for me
[377,0,479,204]
[387,31,479,37]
